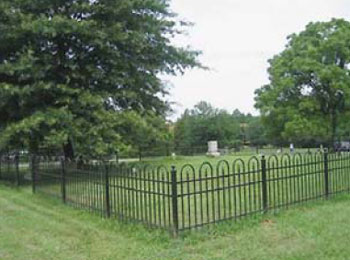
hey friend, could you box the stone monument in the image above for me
[207,140,220,157]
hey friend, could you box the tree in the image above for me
[245,116,268,146]
[0,0,200,157]
[255,19,350,147]
[174,102,242,152]
[116,111,172,157]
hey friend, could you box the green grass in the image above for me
[120,148,320,173]
[122,154,254,171]
[2,184,350,260]
[122,147,318,163]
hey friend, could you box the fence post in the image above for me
[324,149,329,198]
[261,155,268,212]
[15,153,20,186]
[171,166,179,236]
[104,163,111,218]
[60,157,66,203]
[31,154,36,194]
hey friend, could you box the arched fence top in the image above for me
[280,153,291,165]
[216,160,230,174]
[267,154,279,167]
[306,151,319,162]
[232,158,245,173]
[247,156,260,170]
[156,165,169,175]
[180,164,196,178]
[292,152,303,164]
[198,162,214,176]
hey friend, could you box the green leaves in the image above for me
[0,0,200,156]
[255,18,350,145]
[174,102,260,149]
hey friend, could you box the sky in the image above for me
[164,0,349,120]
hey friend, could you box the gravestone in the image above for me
[206,140,220,157]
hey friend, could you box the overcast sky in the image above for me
[164,0,349,120]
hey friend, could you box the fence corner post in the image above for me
[324,148,329,198]
[60,157,66,203]
[261,155,268,213]
[171,165,179,236]
[31,154,36,194]
[104,162,111,218]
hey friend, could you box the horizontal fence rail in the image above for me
[2,151,350,234]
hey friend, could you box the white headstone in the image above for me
[207,140,220,157]
[290,143,294,153]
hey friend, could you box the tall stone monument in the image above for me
[206,140,220,157]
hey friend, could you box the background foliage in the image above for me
[0,0,200,157]
[255,18,350,147]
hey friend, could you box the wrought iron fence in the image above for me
[0,153,30,185]
[174,152,350,231]
[34,157,175,230]
[2,151,350,234]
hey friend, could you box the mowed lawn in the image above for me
[1,184,350,260]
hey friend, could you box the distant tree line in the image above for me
[172,100,350,152]
[173,101,267,151]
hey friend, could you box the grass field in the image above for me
[2,184,350,260]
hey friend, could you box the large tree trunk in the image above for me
[63,139,75,160]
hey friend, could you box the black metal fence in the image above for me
[0,154,30,185]
[32,156,175,231]
[2,151,350,234]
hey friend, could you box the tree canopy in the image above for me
[0,0,200,157]
[174,101,264,152]
[255,19,350,146]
